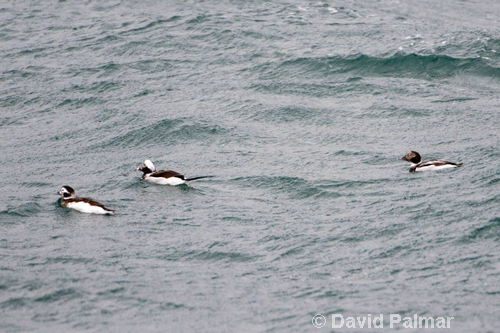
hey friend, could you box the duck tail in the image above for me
[185,176,214,182]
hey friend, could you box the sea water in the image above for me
[1,1,499,332]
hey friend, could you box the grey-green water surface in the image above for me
[1,1,500,332]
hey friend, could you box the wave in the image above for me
[0,202,42,218]
[156,249,259,263]
[459,218,500,243]
[118,16,183,35]
[252,52,500,83]
[233,176,392,200]
[100,118,230,148]
[34,288,82,303]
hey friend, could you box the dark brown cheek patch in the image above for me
[140,166,153,174]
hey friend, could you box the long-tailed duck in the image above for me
[137,159,213,185]
[58,186,115,214]
[401,151,463,172]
